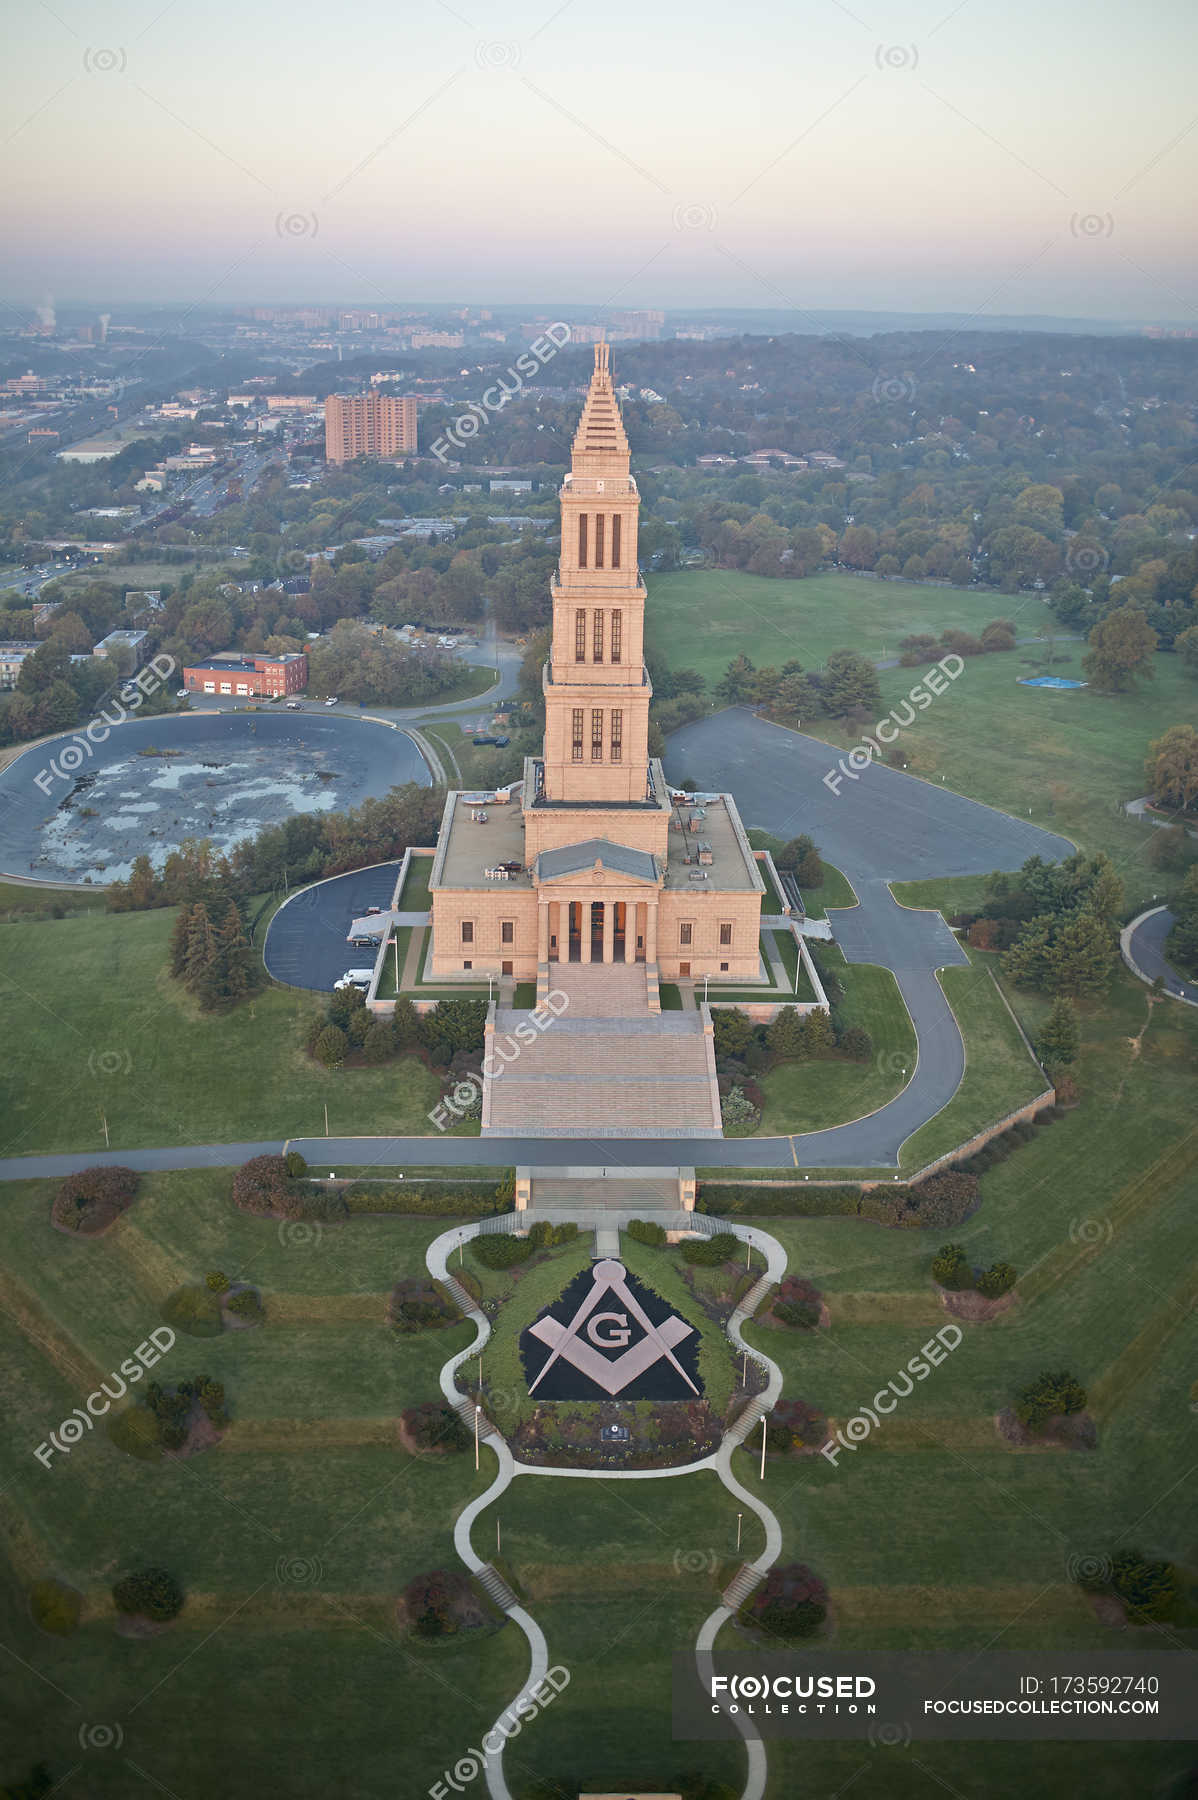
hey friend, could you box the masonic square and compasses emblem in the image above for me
[523,1259,701,1401]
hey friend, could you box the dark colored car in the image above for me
[492,735,510,747]
[472,734,497,746]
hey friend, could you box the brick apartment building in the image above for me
[324,392,418,464]
[183,650,308,698]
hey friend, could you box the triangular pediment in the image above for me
[534,838,660,887]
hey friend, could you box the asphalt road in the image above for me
[664,708,1071,1162]
[1126,907,1198,1004]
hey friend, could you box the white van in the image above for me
[334,969,374,991]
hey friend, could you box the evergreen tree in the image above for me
[1036,996,1080,1065]
[1048,910,1118,998]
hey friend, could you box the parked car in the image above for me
[492,735,510,747]
[176,688,189,699]
[285,700,302,709]
[324,696,339,707]
[348,935,376,948]
[473,734,497,746]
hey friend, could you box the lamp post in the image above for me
[759,1413,768,1481]
[474,1404,481,1472]
[736,1512,743,1552]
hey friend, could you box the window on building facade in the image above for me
[719,922,733,946]
[610,609,622,661]
[593,608,604,661]
[610,709,623,761]
[501,920,514,944]
[611,513,622,568]
[594,513,605,568]
[679,921,693,946]
[578,514,588,568]
[591,708,604,760]
[575,609,587,661]
[461,920,474,943]
[572,708,584,761]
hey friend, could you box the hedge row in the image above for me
[342,1185,513,1217]
[699,1171,980,1229]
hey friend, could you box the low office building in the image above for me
[183,651,308,698]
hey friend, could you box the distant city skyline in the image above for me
[3,0,1196,320]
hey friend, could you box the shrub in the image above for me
[29,1577,81,1637]
[204,1270,229,1292]
[112,1567,184,1623]
[401,1400,471,1454]
[51,1166,139,1235]
[363,1020,396,1063]
[681,1231,739,1265]
[741,1563,828,1639]
[712,1009,753,1057]
[312,1024,349,1068]
[836,1023,872,1060]
[773,1298,821,1329]
[226,1288,264,1321]
[1015,1369,1087,1432]
[976,1261,1017,1298]
[1108,1550,1180,1621]
[471,1233,534,1269]
[768,1398,829,1449]
[284,1150,308,1178]
[981,619,1018,651]
[627,1218,667,1246]
[160,1284,223,1337]
[931,1243,973,1290]
[388,1278,459,1331]
[231,1154,291,1217]
[721,1085,761,1132]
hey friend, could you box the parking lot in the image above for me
[262,862,401,993]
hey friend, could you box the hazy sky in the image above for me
[3,0,1196,319]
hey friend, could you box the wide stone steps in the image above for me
[494,1010,704,1036]
[722,1562,765,1610]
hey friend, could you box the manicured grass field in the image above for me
[819,644,1198,911]
[757,959,916,1135]
[0,908,453,1153]
[396,851,434,912]
[644,568,1016,689]
[899,949,1048,1167]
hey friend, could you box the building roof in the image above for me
[535,839,660,885]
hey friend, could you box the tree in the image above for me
[716,654,756,704]
[313,1025,349,1067]
[981,618,1017,651]
[821,647,881,716]
[712,1008,753,1057]
[1145,724,1198,813]
[1165,866,1198,977]
[112,1567,184,1623]
[976,1261,1017,1298]
[1014,1370,1087,1432]
[1037,996,1080,1065]
[931,1244,973,1290]
[1083,605,1158,691]
[1175,623,1198,678]
[1047,910,1118,998]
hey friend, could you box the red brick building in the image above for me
[183,651,307,698]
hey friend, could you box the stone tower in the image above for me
[541,342,652,806]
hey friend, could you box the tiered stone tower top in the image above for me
[542,344,652,805]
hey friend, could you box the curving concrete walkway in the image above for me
[426,1213,791,1800]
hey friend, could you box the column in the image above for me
[602,899,615,964]
[538,901,550,963]
[646,898,658,965]
[580,898,592,964]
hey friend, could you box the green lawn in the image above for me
[818,645,1198,912]
[899,949,1048,1168]
[424,720,524,791]
[644,567,1018,689]
[797,861,858,919]
[396,852,434,911]
[0,908,455,1153]
[758,961,916,1134]
[374,926,410,997]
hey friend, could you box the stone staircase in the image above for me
[484,962,722,1138]
[475,1561,519,1611]
[722,1561,765,1610]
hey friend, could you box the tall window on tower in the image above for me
[610,609,622,662]
[594,514,605,568]
[574,609,586,662]
[593,608,604,661]
[591,708,604,760]
[571,708,584,761]
[611,514,622,568]
[610,709,623,761]
[578,514,588,568]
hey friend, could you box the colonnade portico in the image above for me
[537,891,656,964]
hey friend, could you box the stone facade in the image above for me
[430,345,764,986]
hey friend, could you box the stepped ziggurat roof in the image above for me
[569,341,631,478]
